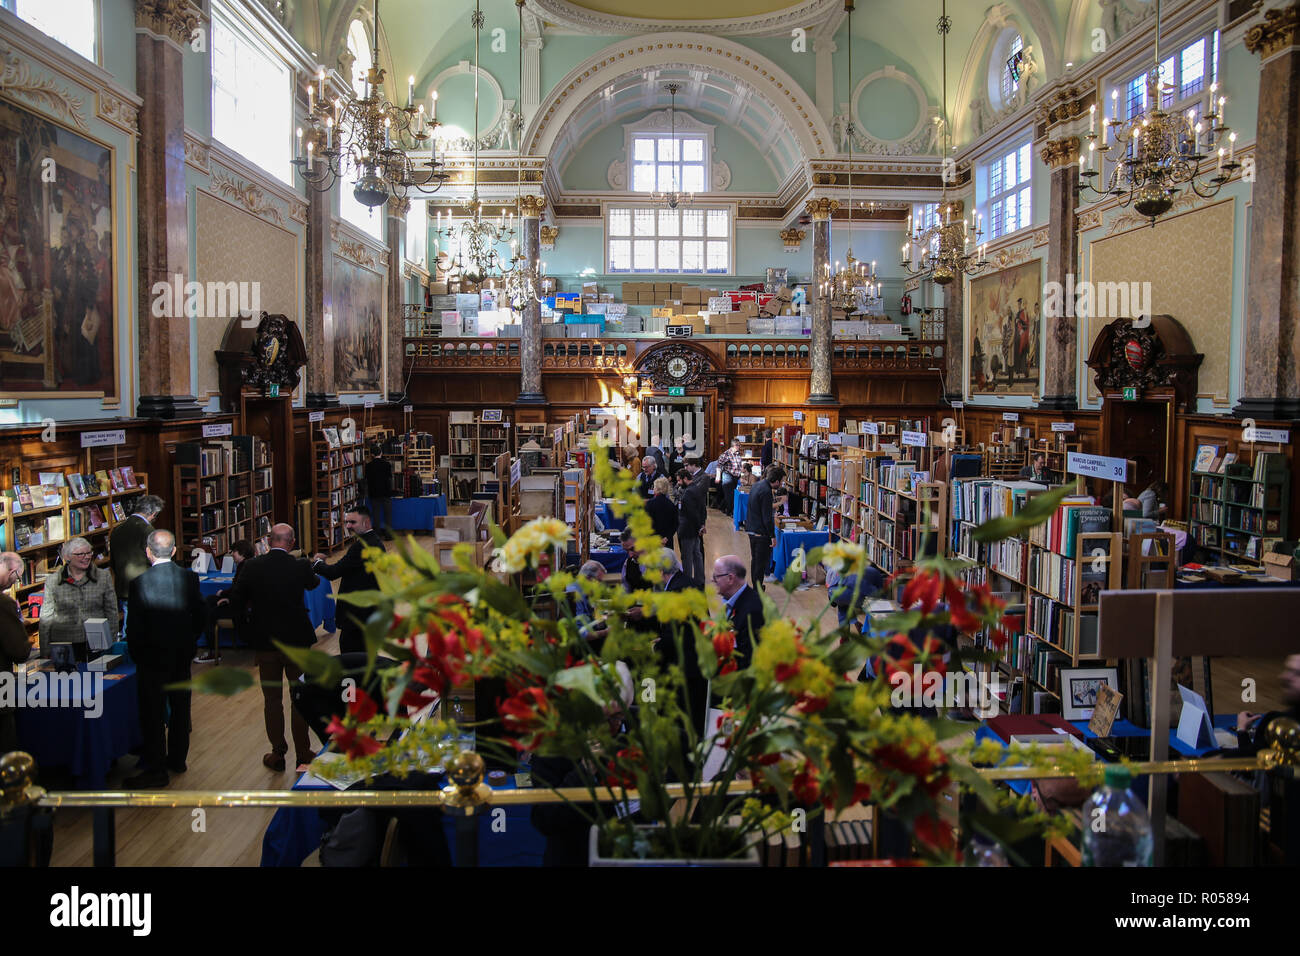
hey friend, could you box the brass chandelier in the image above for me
[432,0,517,286]
[822,0,879,313]
[1079,0,1237,226]
[652,84,695,210]
[900,0,990,286]
[292,0,447,207]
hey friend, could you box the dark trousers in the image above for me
[679,534,705,584]
[748,533,773,585]
[371,496,394,534]
[136,654,192,771]
[256,649,314,763]
[720,476,736,515]
[338,623,365,656]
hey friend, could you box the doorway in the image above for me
[1102,396,1170,493]
[641,397,707,458]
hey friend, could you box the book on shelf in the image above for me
[15,484,33,511]
[68,473,86,500]
[110,501,125,522]
[121,465,138,488]
[1193,444,1221,473]
[45,515,64,543]
[109,468,125,492]
[321,427,341,448]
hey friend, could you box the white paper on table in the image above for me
[1176,684,1217,749]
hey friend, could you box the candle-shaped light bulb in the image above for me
[1218,96,1226,126]
[317,68,325,100]
[1228,131,1236,162]
[384,116,391,148]
[1089,103,1096,133]
[333,98,341,125]
[1217,146,1224,171]
[326,116,334,149]
[408,75,415,106]
[1194,121,1203,154]
[1111,88,1118,120]
[431,91,438,123]
[296,127,303,159]
[306,140,314,172]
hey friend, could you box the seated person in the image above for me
[1137,480,1170,521]
[198,539,255,662]
[1018,453,1051,483]
[565,560,609,639]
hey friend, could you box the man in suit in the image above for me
[228,522,321,773]
[744,465,782,588]
[124,530,205,788]
[760,429,775,469]
[676,457,710,585]
[635,455,663,500]
[646,549,709,725]
[0,553,32,754]
[311,505,386,655]
[108,493,164,627]
[712,555,763,668]
[364,449,395,540]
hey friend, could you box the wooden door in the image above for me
[241,394,294,523]
[1102,394,1170,494]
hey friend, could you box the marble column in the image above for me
[303,169,336,407]
[386,198,410,402]
[806,197,839,405]
[517,195,547,405]
[1238,3,1300,420]
[1040,136,1081,410]
[134,1,202,418]
[942,278,964,403]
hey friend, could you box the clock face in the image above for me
[667,357,689,380]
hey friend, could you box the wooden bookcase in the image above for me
[173,437,273,555]
[1188,451,1289,564]
[311,431,366,553]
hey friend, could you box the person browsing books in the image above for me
[311,505,386,655]
[38,537,118,658]
[108,493,164,626]
[364,449,395,540]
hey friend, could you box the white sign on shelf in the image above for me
[901,430,928,447]
[952,401,965,410]
[1002,412,1020,422]
[793,411,804,421]
[80,430,125,448]
[816,416,831,429]
[202,422,233,438]
[734,416,765,425]
[860,421,879,435]
[1067,451,1128,482]
[308,411,325,423]
[403,405,414,414]
[1244,427,1290,444]
[363,400,375,409]
[1051,422,1076,433]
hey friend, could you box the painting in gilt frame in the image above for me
[968,259,1042,397]
[0,98,116,398]
[332,256,384,393]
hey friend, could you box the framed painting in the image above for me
[967,258,1042,397]
[332,255,384,393]
[0,97,117,398]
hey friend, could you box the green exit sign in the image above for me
[1122,386,1137,401]
[269,384,280,398]
[668,387,685,396]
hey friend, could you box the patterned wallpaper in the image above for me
[1087,199,1234,405]
[194,191,300,397]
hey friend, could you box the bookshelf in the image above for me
[445,417,509,501]
[1188,451,1289,564]
[173,436,273,556]
[984,423,1037,479]
[515,423,549,457]
[2,468,150,638]
[311,429,367,553]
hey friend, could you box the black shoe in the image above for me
[166,761,187,774]
[124,770,169,789]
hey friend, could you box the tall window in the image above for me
[606,206,730,274]
[1122,31,1218,124]
[912,202,940,233]
[631,133,708,194]
[338,18,383,239]
[2,0,96,61]
[985,140,1032,239]
[406,200,428,269]
[212,1,292,184]
[1000,34,1025,106]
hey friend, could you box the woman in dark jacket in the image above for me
[645,476,678,550]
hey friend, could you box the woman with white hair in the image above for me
[38,536,118,657]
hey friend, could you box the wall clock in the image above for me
[667,356,689,380]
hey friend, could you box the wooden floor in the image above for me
[42,508,1290,866]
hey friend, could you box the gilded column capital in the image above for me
[388,197,412,220]
[1041,135,1082,170]
[518,195,547,218]
[540,225,559,249]
[135,0,202,46]
[805,197,840,221]
[779,227,806,248]
[1245,3,1299,59]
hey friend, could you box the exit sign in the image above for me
[668,387,685,396]
[1122,386,1138,401]
[268,384,280,397]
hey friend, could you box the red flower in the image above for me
[712,629,738,675]
[913,812,956,855]
[902,569,943,615]
[324,717,384,759]
[605,747,645,789]
[497,687,552,751]
[795,692,829,714]
[792,762,820,805]
[774,659,803,682]
[347,688,379,722]
[880,633,947,681]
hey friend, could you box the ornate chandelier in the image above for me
[900,0,990,286]
[652,84,694,210]
[432,0,517,285]
[499,0,543,309]
[292,0,446,207]
[1079,0,1237,225]
[822,0,879,313]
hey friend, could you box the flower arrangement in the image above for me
[196,440,1087,863]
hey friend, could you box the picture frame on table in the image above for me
[1060,666,1120,721]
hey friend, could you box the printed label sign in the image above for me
[80,430,125,448]
[364,400,375,409]
[793,411,804,421]
[734,417,765,425]
[202,423,233,438]
[309,411,325,423]
[403,405,413,413]
[1067,451,1127,482]
[816,416,831,429]
[1051,422,1075,432]
[901,430,927,447]
[952,402,965,409]
[1244,427,1289,444]
[1002,412,1020,421]
[860,421,879,435]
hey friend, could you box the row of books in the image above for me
[1026,548,1078,605]
[1027,597,1100,657]
[1031,644,1071,693]
[952,521,989,564]
[254,491,274,516]
[986,537,1028,583]
[12,515,64,550]
[1028,500,1109,558]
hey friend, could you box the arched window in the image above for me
[4,0,96,62]
[338,17,384,239]
[999,34,1024,106]
[211,0,292,183]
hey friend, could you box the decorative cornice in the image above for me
[96,89,138,135]
[1038,83,1092,132]
[805,198,840,221]
[209,169,285,226]
[1104,192,1203,236]
[528,0,840,38]
[1077,209,1104,232]
[182,130,210,171]
[0,43,89,131]
[518,195,546,218]
[1041,136,1082,169]
[985,240,1036,270]
[135,0,202,46]
[336,240,377,269]
[779,227,806,248]
[1033,227,1050,248]
[1244,3,1300,59]
[388,196,412,220]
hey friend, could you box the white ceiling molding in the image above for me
[845,65,941,155]
[526,0,843,38]
[428,60,507,136]
[524,33,833,162]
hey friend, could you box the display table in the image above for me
[773,528,829,579]
[15,662,140,788]
[196,572,336,648]
[588,547,628,573]
[733,488,749,530]
[595,501,627,533]
[260,762,544,867]
[369,495,447,532]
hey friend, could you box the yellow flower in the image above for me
[491,517,572,573]
[820,540,866,576]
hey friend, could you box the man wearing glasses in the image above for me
[38,537,118,658]
[711,554,763,668]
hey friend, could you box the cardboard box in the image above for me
[435,539,493,570]
[435,514,481,543]
[748,318,776,335]
[668,317,706,335]
[428,281,449,295]
[582,281,599,295]
[1263,551,1297,580]
[637,293,656,304]
[682,287,703,304]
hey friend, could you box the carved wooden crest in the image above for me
[246,313,308,390]
[634,342,727,393]
[1085,314,1203,410]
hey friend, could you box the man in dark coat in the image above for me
[228,522,321,772]
[712,554,764,668]
[108,493,164,624]
[643,476,678,550]
[312,505,386,655]
[744,465,782,587]
[364,450,395,539]
[124,530,205,788]
[676,458,710,584]
[635,456,663,500]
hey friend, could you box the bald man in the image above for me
[0,552,32,753]
[227,522,321,772]
[125,530,205,788]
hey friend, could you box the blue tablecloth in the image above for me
[733,488,749,530]
[260,765,545,867]
[197,572,336,647]
[16,662,140,788]
[372,495,447,532]
[595,501,627,533]
[588,547,627,572]
[773,529,829,579]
